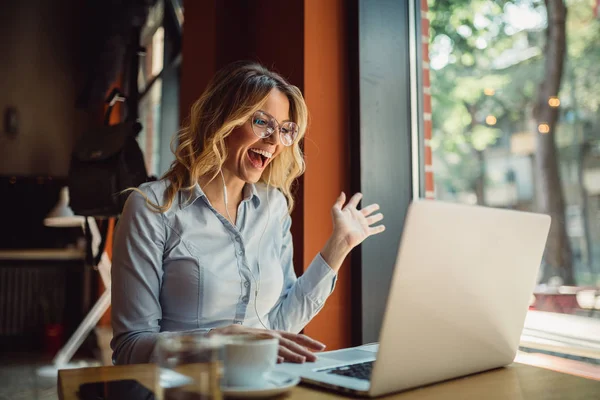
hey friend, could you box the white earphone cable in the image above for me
[220,169,271,330]
[253,170,271,330]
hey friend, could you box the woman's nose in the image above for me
[263,128,280,145]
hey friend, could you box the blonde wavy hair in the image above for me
[139,61,307,214]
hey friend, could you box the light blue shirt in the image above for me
[110,180,337,364]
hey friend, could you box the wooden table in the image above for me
[58,361,600,399]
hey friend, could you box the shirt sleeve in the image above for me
[110,187,210,365]
[267,204,338,333]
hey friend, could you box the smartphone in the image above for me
[78,379,156,400]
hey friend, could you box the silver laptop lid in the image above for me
[369,200,550,396]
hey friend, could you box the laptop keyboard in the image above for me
[323,361,374,381]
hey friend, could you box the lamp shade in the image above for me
[44,187,85,228]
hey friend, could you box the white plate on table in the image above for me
[221,371,300,398]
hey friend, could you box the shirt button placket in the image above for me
[235,235,245,256]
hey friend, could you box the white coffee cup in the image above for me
[222,334,279,388]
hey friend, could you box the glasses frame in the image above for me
[250,110,299,147]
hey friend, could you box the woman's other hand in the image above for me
[209,324,326,363]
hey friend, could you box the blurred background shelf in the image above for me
[0,249,85,261]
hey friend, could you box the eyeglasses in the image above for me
[251,110,299,147]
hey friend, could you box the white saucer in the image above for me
[221,371,300,398]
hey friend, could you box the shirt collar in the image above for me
[179,183,205,210]
[180,182,261,209]
[244,183,261,208]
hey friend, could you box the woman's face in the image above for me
[224,88,291,184]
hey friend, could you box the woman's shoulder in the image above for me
[130,179,170,204]
[144,179,172,198]
[124,179,175,215]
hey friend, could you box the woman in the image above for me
[110,61,385,365]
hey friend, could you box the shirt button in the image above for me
[242,296,249,303]
[244,281,250,288]
[236,237,242,243]
[238,249,244,256]
[235,321,243,325]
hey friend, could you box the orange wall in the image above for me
[302,0,351,349]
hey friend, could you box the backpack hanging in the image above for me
[68,91,148,218]
[68,26,148,219]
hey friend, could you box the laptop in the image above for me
[275,200,551,397]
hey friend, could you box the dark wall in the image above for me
[0,176,79,249]
[0,0,91,176]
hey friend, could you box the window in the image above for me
[428,0,599,363]
[139,20,164,177]
[137,0,182,177]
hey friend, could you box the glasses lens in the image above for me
[280,122,299,146]
[251,111,271,138]
[251,111,299,146]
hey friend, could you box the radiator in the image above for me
[0,266,66,336]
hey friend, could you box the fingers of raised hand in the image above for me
[360,203,380,217]
[369,224,386,235]
[334,192,346,210]
[366,213,384,225]
[345,192,363,210]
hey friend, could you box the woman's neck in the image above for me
[199,170,245,208]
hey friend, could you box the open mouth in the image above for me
[247,148,272,169]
